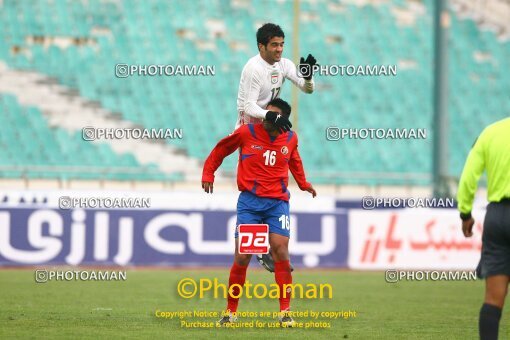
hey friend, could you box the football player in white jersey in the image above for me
[235,23,317,273]
[236,23,316,130]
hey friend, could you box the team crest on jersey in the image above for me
[281,146,289,155]
[271,72,278,84]
[251,145,263,150]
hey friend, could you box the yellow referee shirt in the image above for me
[457,117,510,214]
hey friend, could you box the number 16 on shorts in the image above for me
[238,224,269,254]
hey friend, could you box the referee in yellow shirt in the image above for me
[457,117,510,340]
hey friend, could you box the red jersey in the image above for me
[202,124,311,201]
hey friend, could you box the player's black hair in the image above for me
[267,98,291,117]
[256,23,285,47]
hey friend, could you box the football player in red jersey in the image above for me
[202,98,316,327]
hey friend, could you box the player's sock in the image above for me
[479,303,502,340]
[226,262,248,313]
[274,260,292,311]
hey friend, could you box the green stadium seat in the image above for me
[0,0,508,184]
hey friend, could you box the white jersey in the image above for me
[236,54,314,128]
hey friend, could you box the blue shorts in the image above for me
[235,191,290,238]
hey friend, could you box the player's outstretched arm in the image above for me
[283,55,315,94]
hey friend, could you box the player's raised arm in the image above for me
[283,55,315,94]
[202,127,245,193]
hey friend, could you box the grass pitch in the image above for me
[0,268,508,339]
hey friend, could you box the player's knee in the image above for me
[484,297,505,309]
[235,254,251,266]
[485,289,507,308]
[271,244,289,262]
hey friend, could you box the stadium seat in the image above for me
[0,0,508,184]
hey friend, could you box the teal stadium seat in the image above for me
[0,94,169,181]
[0,0,509,184]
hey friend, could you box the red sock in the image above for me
[274,260,292,311]
[226,262,248,312]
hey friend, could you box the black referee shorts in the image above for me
[476,200,510,279]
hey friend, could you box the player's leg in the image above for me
[484,275,509,309]
[253,197,285,272]
[256,204,294,273]
[480,275,509,340]
[218,193,261,325]
[265,200,295,327]
[226,237,252,314]
[271,236,296,327]
[218,235,253,326]
[257,246,294,273]
[477,202,510,340]
[270,233,294,326]
[270,233,290,261]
